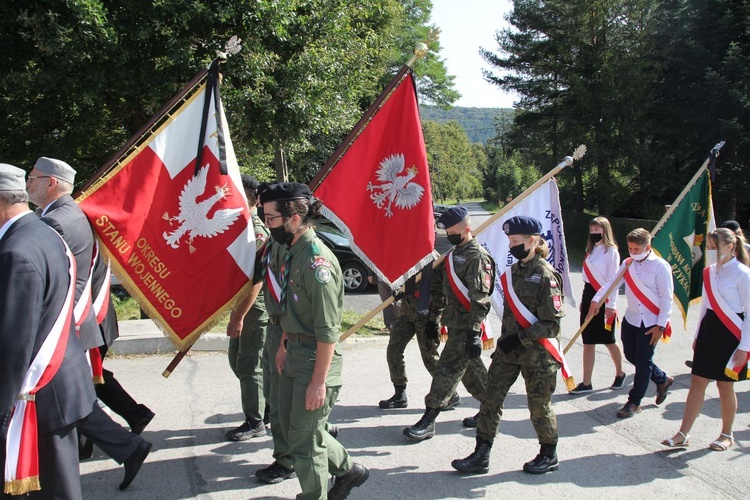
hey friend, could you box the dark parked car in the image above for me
[315,223,372,293]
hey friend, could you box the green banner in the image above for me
[652,169,713,323]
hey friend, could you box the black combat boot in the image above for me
[522,444,559,474]
[441,392,461,410]
[379,384,408,409]
[451,436,492,474]
[402,408,440,441]
[462,411,480,428]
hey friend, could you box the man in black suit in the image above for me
[0,163,95,499]
[27,157,152,490]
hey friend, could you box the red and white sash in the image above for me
[623,258,672,342]
[582,255,617,331]
[703,267,749,380]
[500,269,575,390]
[445,251,495,350]
[4,238,76,495]
[91,243,111,325]
[264,248,282,305]
[81,242,104,384]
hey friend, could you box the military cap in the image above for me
[437,206,468,230]
[241,174,260,191]
[0,163,26,191]
[34,157,76,184]
[259,182,312,204]
[503,215,542,235]
[721,220,741,231]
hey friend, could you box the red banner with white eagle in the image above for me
[312,70,435,289]
[76,61,255,350]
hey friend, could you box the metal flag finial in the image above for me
[407,28,441,67]
[217,35,242,61]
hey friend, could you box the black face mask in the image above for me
[447,232,464,246]
[509,243,530,260]
[589,233,603,244]
[270,225,293,246]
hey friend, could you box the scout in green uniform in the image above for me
[225,175,269,441]
[452,216,565,475]
[403,206,492,441]
[262,183,368,500]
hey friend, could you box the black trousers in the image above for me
[95,344,150,428]
[77,403,141,464]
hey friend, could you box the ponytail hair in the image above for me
[532,234,549,259]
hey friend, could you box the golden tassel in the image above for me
[482,338,495,351]
[5,476,41,495]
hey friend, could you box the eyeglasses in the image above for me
[264,214,284,224]
[27,175,52,180]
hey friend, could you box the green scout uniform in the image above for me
[277,229,352,499]
[477,253,565,446]
[386,292,440,386]
[228,211,269,423]
[260,239,293,469]
[424,238,491,409]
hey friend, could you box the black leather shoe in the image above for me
[442,393,460,411]
[616,402,641,418]
[462,412,480,428]
[78,435,94,460]
[328,463,369,500]
[522,445,558,474]
[119,440,152,490]
[656,376,674,405]
[226,419,266,441]
[130,410,155,435]
[256,462,296,484]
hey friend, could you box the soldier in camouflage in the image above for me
[403,206,492,442]
[452,215,565,475]
[225,175,269,442]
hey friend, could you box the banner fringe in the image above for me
[5,476,41,495]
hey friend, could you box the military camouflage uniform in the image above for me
[228,211,269,424]
[386,292,439,386]
[277,229,352,499]
[476,253,565,447]
[424,238,491,409]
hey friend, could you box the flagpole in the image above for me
[337,145,587,344]
[563,141,725,354]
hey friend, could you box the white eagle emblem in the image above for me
[162,165,243,253]
[366,153,424,217]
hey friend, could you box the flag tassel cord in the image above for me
[563,141,725,355]
[337,145,587,344]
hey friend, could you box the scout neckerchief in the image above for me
[623,257,672,342]
[582,253,617,331]
[703,266,749,380]
[499,269,575,391]
[4,235,76,496]
[445,250,495,350]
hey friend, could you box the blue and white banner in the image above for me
[476,179,576,320]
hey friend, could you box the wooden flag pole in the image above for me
[337,145,587,343]
[563,141,725,354]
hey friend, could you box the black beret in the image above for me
[241,174,260,191]
[437,206,469,230]
[503,215,542,235]
[721,220,741,231]
[259,182,312,204]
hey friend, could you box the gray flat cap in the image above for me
[34,157,76,184]
[0,163,27,191]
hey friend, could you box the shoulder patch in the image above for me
[553,295,563,312]
[526,273,542,283]
[310,257,331,270]
[255,233,267,242]
[315,266,332,284]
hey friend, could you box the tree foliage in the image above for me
[422,120,484,203]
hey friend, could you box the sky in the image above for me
[429,0,517,109]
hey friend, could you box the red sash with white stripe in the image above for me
[500,269,575,390]
[703,267,749,380]
[264,248,282,305]
[583,255,617,331]
[4,238,76,495]
[81,242,103,384]
[445,251,494,350]
[623,258,672,342]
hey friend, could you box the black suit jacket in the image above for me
[41,195,102,350]
[0,212,95,433]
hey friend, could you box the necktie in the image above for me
[279,250,292,313]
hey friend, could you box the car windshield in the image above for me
[316,226,350,247]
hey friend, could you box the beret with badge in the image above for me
[0,163,26,191]
[503,215,543,236]
[259,182,312,205]
[437,206,468,230]
[33,157,76,184]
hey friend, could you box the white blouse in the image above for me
[696,257,750,351]
[583,244,620,305]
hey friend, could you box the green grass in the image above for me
[111,295,142,321]
[341,310,388,336]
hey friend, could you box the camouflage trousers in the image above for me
[386,311,439,386]
[476,341,559,446]
[425,328,488,408]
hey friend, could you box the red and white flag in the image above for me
[312,71,435,289]
[77,62,255,349]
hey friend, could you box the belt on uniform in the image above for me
[286,332,317,344]
[268,315,281,325]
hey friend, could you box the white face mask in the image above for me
[629,249,649,262]
[706,249,718,266]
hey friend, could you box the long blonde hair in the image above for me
[710,227,749,266]
[586,216,618,254]
[527,234,549,259]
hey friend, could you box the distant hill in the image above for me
[420,106,513,144]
